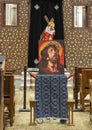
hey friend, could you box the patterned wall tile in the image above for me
[63,0,92,74]
[0,0,29,73]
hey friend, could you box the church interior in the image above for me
[0,0,92,130]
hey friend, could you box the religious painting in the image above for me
[39,40,64,74]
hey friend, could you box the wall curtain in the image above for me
[28,0,64,68]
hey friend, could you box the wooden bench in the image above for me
[29,99,75,126]
[4,71,15,126]
[0,70,4,130]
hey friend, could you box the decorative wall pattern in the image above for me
[0,0,92,74]
[0,0,29,73]
[63,0,92,74]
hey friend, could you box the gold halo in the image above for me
[39,40,63,60]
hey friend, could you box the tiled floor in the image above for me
[5,75,92,130]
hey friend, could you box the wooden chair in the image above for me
[4,71,15,126]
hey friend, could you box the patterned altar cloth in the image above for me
[35,74,68,119]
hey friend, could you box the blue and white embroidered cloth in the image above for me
[35,74,68,119]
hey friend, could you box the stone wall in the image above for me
[0,0,92,74]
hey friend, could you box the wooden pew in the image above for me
[4,70,15,126]
[74,67,92,110]
[0,56,6,130]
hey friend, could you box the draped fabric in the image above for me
[28,0,64,68]
[35,74,68,119]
